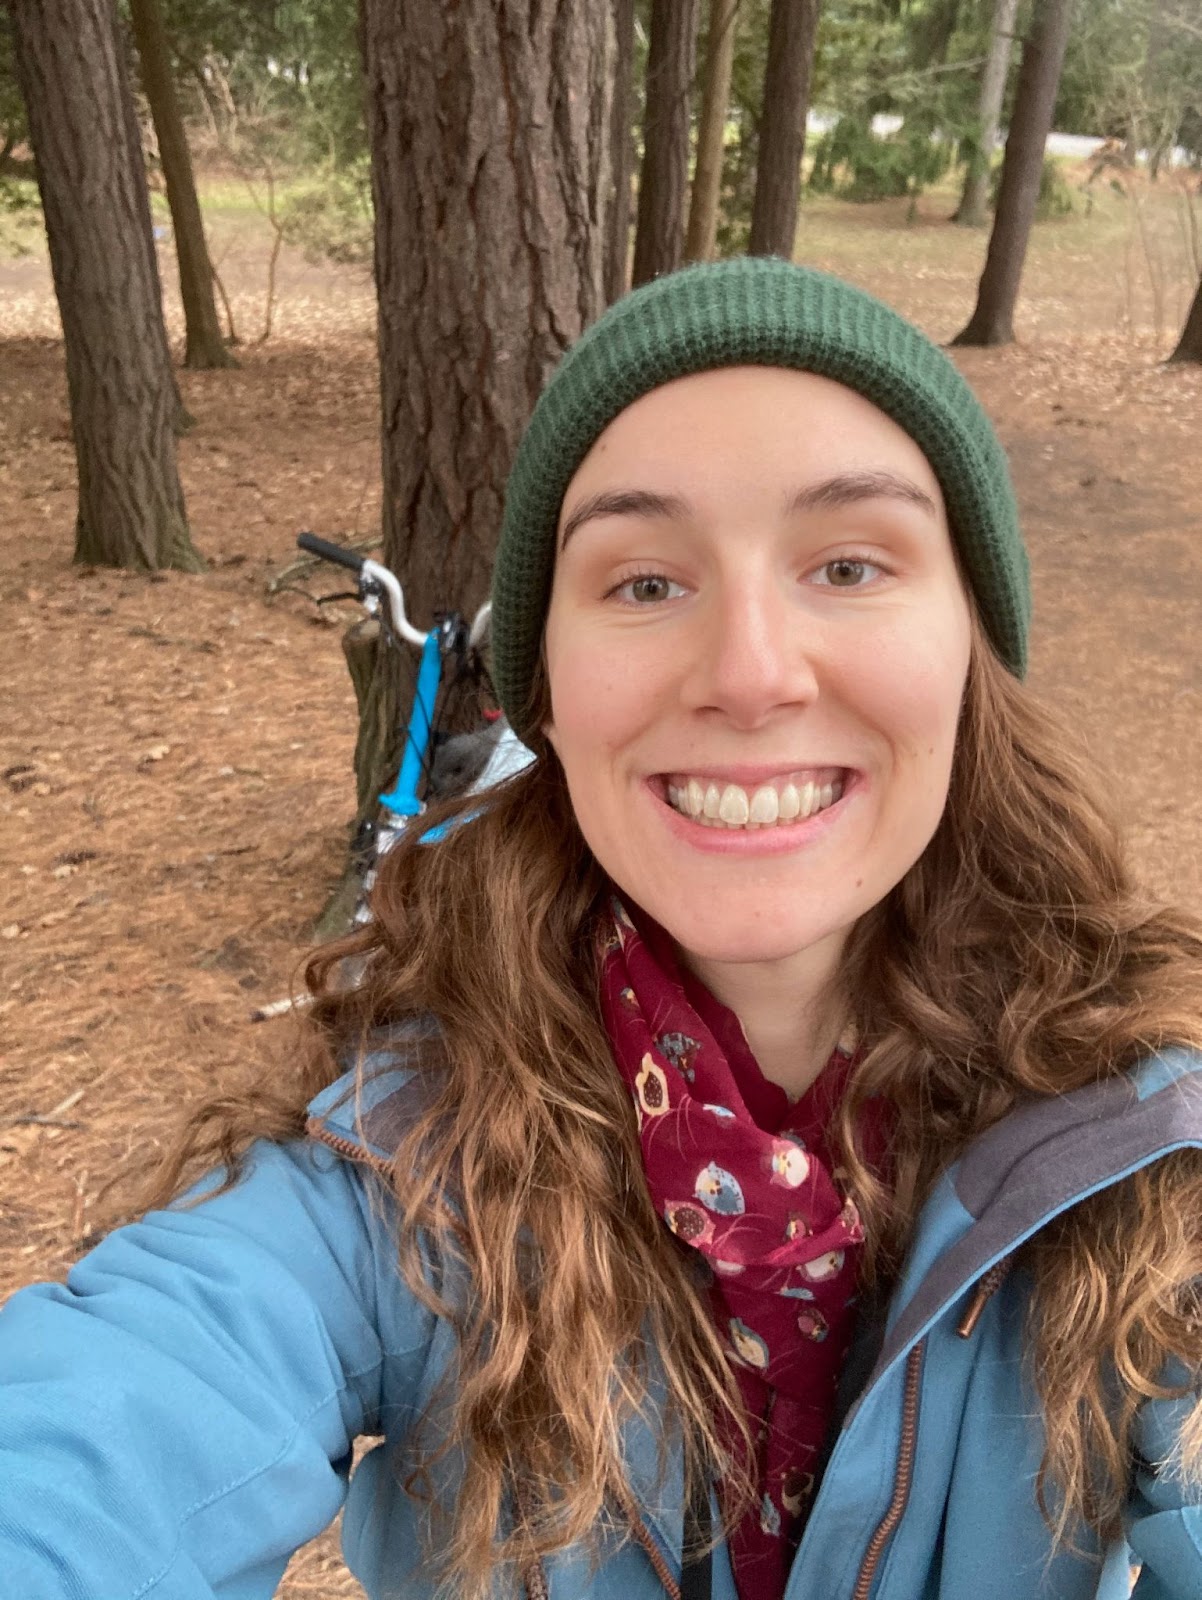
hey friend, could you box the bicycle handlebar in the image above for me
[297,531,365,573]
[297,532,491,652]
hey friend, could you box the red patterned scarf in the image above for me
[598,897,879,1600]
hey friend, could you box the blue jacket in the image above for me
[3,1045,1202,1599]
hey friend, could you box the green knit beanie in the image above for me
[491,257,1028,732]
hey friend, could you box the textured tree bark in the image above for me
[954,0,1020,227]
[951,0,1074,347]
[686,0,740,263]
[7,0,201,570]
[749,0,821,259]
[1167,271,1202,364]
[356,0,612,829]
[606,0,637,303]
[129,0,235,369]
[631,0,700,287]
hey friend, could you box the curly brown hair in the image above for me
[129,612,1202,1596]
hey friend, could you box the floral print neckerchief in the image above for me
[598,898,871,1600]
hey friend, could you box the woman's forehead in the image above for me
[560,365,946,527]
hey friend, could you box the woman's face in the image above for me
[542,366,972,970]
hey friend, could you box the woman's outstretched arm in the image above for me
[0,1137,421,1599]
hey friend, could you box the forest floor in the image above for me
[1,168,1201,1596]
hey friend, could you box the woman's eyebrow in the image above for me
[558,469,938,549]
[786,469,938,518]
[559,488,690,548]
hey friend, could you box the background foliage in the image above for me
[0,0,1199,262]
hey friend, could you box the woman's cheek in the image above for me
[553,635,662,739]
[859,607,970,733]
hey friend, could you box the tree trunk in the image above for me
[606,0,637,303]
[7,0,201,570]
[910,0,962,70]
[357,0,612,825]
[954,0,1020,226]
[686,0,740,263]
[1142,0,1174,183]
[129,0,235,369]
[631,0,699,287]
[951,0,1074,347]
[749,0,821,259]
[1167,271,1202,364]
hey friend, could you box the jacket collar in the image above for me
[850,1045,1202,1413]
[306,1062,416,1165]
[307,1038,1202,1507]
[305,1018,446,1165]
[308,1037,1202,1224]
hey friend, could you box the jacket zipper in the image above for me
[955,1256,1011,1338]
[514,1483,682,1600]
[632,1514,684,1600]
[847,1254,1012,1599]
[616,1482,684,1600]
[850,1340,924,1600]
[305,1116,396,1179]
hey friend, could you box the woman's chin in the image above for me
[650,903,854,970]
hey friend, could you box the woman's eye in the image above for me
[612,572,686,604]
[811,557,882,589]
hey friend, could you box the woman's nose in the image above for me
[683,575,820,728]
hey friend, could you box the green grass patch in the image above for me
[0,176,43,259]
[197,174,312,219]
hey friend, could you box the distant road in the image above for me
[1045,132,1106,159]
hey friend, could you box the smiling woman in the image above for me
[4,259,1202,1600]
[543,367,972,1102]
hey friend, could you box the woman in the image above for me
[4,257,1202,1600]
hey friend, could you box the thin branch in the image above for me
[255,166,284,344]
[210,259,239,345]
[238,160,285,344]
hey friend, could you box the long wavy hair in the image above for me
[131,609,1202,1594]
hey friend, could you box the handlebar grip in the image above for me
[297,531,366,573]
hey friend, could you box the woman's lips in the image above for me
[647,769,859,854]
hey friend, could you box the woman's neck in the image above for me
[681,932,849,1100]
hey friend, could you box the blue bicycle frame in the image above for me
[291,529,528,870]
[377,628,443,818]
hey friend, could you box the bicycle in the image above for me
[250,531,533,1020]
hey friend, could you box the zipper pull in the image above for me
[956,1256,1012,1339]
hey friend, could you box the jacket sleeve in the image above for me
[1126,1377,1202,1598]
[0,1136,422,1600]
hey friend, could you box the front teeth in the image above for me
[665,775,844,829]
[718,786,749,825]
[748,785,777,824]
